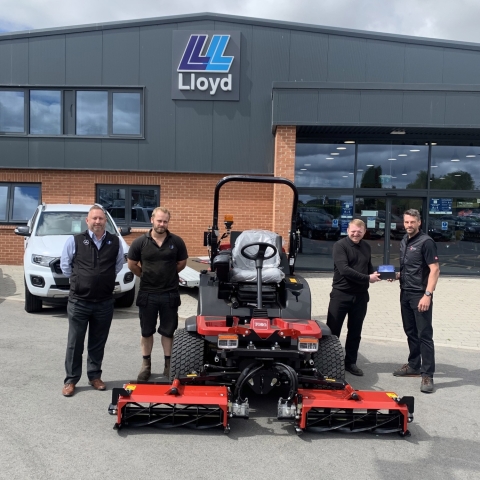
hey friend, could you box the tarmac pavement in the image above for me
[1,265,480,480]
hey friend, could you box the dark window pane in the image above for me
[295,144,355,187]
[76,91,108,135]
[113,92,141,135]
[131,188,157,224]
[12,185,40,221]
[0,186,8,220]
[0,91,24,133]
[30,91,61,134]
[357,145,428,189]
[98,186,126,223]
[431,146,480,190]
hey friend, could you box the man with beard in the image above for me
[128,207,188,381]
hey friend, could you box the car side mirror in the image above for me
[119,226,131,236]
[14,226,31,237]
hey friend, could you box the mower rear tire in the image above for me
[311,335,345,386]
[169,328,206,381]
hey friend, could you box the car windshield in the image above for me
[35,212,117,236]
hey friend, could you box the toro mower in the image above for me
[109,175,414,435]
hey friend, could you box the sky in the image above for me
[1,0,480,44]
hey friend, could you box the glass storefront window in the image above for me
[76,91,108,136]
[295,144,355,188]
[112,92,141,135]
[431,146,480,190]
[357,144,428,189]
[29,90,61,135]
[0,91,24,133]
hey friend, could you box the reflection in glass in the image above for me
[357,145,428,189]
[295,144,355,187]
[295,193,353,270]
[131,188,157,224]
[0,91,24,133]
[36,212,116,236]
[12,185,40,221]
[0,186,8,220]
[30,91,61,135]
[113,93,141,135]
[427,197,480,274]
[98,187,126,222]
[76,91,108,135]
[431,146,480,190]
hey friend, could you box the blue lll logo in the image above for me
[178,35,233,73]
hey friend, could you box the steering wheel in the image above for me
[240,242,277,262]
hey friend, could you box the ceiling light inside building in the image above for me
[431,165,438,168]
[466,155,476,158]
[454,174,461,176]
[410,149,420,152]
[300,168,307,171]
[344,140,355,144]
[390,129,406,134]
[431,143,437,146]
[451,159,460,162]
[330,153,339,156]
[398,154,407,157]
[366,164,374,167]
[326,157,334,160]
[388,158,396,161]
[304,163,311,166]
[337,147,347,150]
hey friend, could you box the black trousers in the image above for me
[400,290,435,378]
[326,289,369,365]
[64,298,114,385]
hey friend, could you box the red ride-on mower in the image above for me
[109,175,414,435]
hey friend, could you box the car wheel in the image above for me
[114,285,135,308]
[24,278,42,313]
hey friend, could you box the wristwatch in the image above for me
[424,290,432,297]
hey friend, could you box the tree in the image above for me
[408,170,474,190]
[360,166,383,188]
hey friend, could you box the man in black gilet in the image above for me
[60,205,124,397]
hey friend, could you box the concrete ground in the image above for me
[1,265,480,480]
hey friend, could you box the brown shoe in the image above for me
[62,383,75,397]
[137,358,151,382]
[88,378,106,391]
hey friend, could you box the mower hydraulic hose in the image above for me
[234,362,265,403]
[273,362,298,402]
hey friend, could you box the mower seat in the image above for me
[230,230,285,283]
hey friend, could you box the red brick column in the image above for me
[273,126,296,248]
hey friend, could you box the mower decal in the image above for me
[288,278,298,283]
[251,319,270,330]
[385,392,399,399]
[125,384,137,391]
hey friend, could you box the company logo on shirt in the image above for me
[83,239,90,245]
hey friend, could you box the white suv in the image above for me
[15,204,136,313]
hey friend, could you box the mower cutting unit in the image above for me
[109,175,414,435]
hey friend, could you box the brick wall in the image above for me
[273,126,297,248]
[0,169,274,265]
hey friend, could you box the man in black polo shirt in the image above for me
[392,209,440,393]
[326,219,381,376]
[128,207,188,381]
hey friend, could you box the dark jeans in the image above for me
[400,290,435,378]
[64,298,114,385]
[326,289,369,365]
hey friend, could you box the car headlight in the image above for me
[31,254,57,267]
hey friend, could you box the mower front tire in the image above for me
[169,328,206,381]
[312,335,345,385]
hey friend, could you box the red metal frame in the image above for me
[296,385,410,433]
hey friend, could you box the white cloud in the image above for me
[1,0,480,44]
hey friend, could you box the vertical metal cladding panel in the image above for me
[443,48,480,85]
[100,139,139,170]
[360,91,403,125]
[28,139,65,168]
[402,92,446,125]
[65,32,103,85]
[318,90,361,124]
[175,101,213,172]
[404,44,444,83]
[445,93,480,126]
[211,22,253,173]
[139,24,176,171]
[288,31,328,82]
[0,38,28,84]
[0,138,29,167]
[327,35,367,82]
[248,26,290,174]
[365,39,405,82]
[102,28,140,85]
[275,90,319,124]
[28,35,66,85]
[65,139,102,169]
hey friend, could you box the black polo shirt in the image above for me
[128,229,188,294]
[331,236,374,294]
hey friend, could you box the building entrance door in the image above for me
[355,196,424,268]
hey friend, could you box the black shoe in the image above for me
[345,364,364,376]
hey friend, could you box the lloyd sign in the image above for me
[172,31,240,101]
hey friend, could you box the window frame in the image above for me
[96,184,159,227]
[0,183,42,224]
[0,86,144,138]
